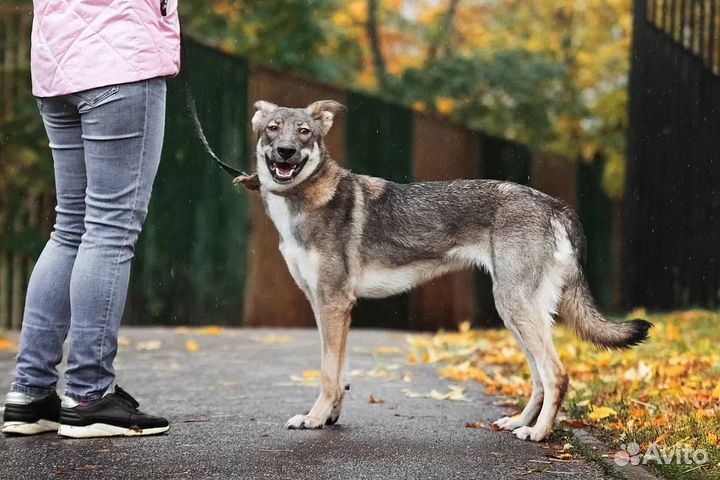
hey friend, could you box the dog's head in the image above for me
[252,100,345,192]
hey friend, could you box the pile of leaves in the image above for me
[406,309,720,479]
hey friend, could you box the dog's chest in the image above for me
[264,194,320,292]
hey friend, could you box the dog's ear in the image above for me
[252,100,279,132]
[305,100,346,136]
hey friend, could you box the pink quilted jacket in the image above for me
[31,0,181,97]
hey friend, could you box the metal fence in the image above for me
[624,0,720,309]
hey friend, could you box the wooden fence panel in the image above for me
[530,154,577,208]
[125,40,250,326]
[243,66,347,327]
[345,92,414,329]
[411,113,479,330]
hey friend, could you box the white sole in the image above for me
[2,419,60,435]
[58,423,169,438]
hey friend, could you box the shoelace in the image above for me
[113,386,140,410]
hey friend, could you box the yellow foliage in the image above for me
[331,0,634,198]
[406,309,720,476]
[411,101,427,112]
[435,97,456,115]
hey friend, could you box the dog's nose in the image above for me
[276,146,297,160]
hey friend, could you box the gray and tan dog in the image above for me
[235,100,651,442]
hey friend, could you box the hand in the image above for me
[233,173,260,191]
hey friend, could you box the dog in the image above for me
[234,100,652,441]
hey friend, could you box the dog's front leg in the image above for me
[286,298,353,429]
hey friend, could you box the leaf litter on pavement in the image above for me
[406,310,720,480]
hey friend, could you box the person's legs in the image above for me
[63,78,166,402]
[11,97,86,397]
[3,97,85,435]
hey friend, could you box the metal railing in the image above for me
[624,0,720,309]
[646,0,720,75]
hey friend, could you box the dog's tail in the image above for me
[556,211,652,349]
[559,270,651,349]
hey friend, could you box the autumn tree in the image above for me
[332,0,632,197]
[183,0,632,196]
[181,0,363,83]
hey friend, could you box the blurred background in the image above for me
[1,0,718,330]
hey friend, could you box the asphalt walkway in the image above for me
[0,328,615,479]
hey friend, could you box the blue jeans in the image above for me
[11,78,166,401]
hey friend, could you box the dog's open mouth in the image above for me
[266,154,308,183]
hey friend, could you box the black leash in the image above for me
[178,32,247,178]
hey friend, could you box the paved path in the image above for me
[0,328,615,479]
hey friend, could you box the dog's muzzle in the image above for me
[265,151,308,184]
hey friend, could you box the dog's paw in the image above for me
[512,425,551,442]
[285,414,324,430]
[233,173,260,191]
[325,384,350,426]
[493,416,526,431]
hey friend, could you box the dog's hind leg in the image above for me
[510,320,567,442]
[493,335,544,431]
[492,282,568,441]
[286,296,354,429]
[495,295,568,441]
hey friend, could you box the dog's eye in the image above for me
[298,127,311,135]
[267,125,279,132]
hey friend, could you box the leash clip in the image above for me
[160,0,167,16]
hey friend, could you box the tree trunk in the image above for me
[426,0,461,62]
[366,0,388,90]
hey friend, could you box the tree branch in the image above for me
[427,0,461,62]
[367,0,388,90]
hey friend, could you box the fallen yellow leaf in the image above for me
[0,338,18,351]
[465,421,486,429]
[185,340,199,352]
[402,386,469,401]
[197,326,222,336]
[665,324,680,341]
[260,335,293,345]
[588,406,617,420]
[290,370,322,387]
[712,383,720,399]
[374,346,402,355]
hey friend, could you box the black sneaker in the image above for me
[58,386,169,438]
[2,390,61,435]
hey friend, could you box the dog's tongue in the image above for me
[276,163,295,178]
